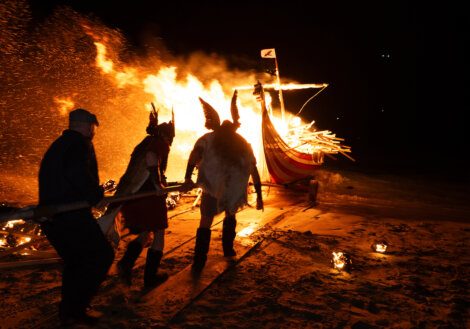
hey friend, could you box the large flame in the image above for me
[0,3,351,204]
[90,39,269,180]
[88,39,353,181]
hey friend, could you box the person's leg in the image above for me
[199,214,215,229]
[192,193,217,271]
[75,214,114,311]
[41,220,76,319]
[144,229,168,287]
[222,211,237,256]
[45,211,114,323]
[117,233,146,285]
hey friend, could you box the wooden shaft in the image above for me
[0,185,183,223]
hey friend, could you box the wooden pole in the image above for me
[0,185,184,223]
[0,258,61,270]
[274,54,286,124]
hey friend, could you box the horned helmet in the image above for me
[146,103,175,145]
[199,89,240,131]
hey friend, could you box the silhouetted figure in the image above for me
[184,92,263,271]
[39,108,114,326]
[116,109,175,288]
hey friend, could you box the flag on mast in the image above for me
[261,48,276,58]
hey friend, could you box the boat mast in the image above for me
[274,52,286,123]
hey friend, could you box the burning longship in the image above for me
[0,7,354,264]
[251,81,353,185]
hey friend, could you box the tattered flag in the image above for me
[261,48,276,58]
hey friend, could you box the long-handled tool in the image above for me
[0,185,184,224]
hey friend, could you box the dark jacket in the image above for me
[39,129,103,206]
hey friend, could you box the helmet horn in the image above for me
[199,97,220,131]
[230,89,240,128]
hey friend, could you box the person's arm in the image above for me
[247,144,263,211]
[184,138,204,184]
[250,164,264,211]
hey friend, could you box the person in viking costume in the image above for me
[184,91,263,271]
[113,106,175,288]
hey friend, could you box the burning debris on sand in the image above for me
[0,191,192,267]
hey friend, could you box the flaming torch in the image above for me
[332,251,352,271]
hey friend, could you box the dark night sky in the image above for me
[29,0,469,177]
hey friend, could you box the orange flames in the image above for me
[55,33,350,181]
[375,243,387,253]
[332,251,352,271]
[1,219,32,249]
[94,42,114,74]
[372,241,388,253]
[88,39,272,179]
[94,42,139,88]
[3,219,25,229]
[0,4,353,205]
[54,97,75,116]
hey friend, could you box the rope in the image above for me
[295,86,328,116]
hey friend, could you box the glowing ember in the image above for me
[332,251,352,271]
[372,241,388,253]
[375,244,387,252]
[0,237,7,247]
[3,219,25,230]
[17,236,32,246]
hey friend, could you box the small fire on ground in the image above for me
[332,251,352,271]
[372,241,388,253]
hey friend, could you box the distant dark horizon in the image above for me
[25,1,470,178]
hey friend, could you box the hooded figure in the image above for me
[107,105,175,288]
[184,91,263,271]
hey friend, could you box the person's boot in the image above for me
[59,304,102,326]
[117,239,142,286]
[192,228,211,272]
[222,215,237,257]
[144,249,168,288]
